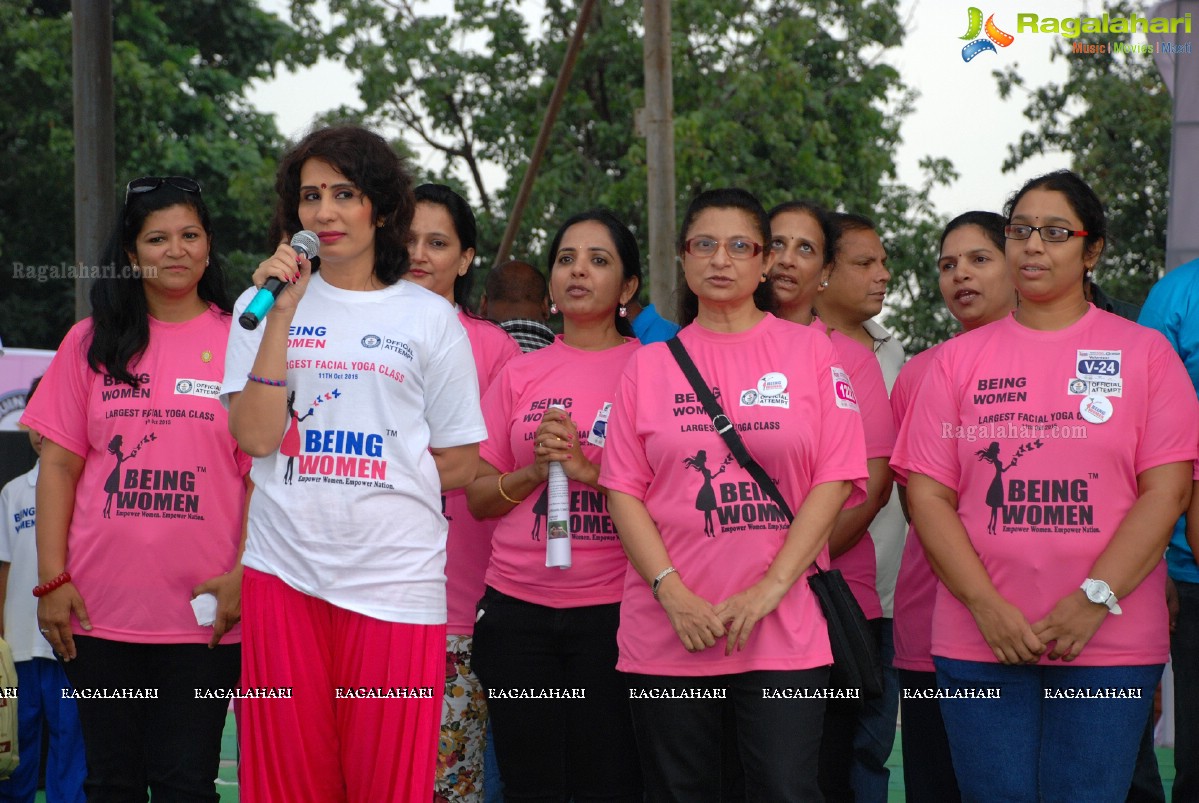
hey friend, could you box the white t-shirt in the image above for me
[0,464,54,662]
[222,274,487,624]
[864,317,908,617]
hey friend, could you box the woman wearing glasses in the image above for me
[224,126,485,802]
[22,175,250,799]
[465,209,643,802]
[893,171,1199,801]
[604,188,868,801]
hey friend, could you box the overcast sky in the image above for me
[247,0,1146,220]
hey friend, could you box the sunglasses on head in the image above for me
[125,176,202,205]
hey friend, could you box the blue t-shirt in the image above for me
[631,303,681,344]
[1139,259,1199,583]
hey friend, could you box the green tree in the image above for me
[289,0,953,347]
[0,0,292,349]
[994,0,1172,307]
[876,157,959,354]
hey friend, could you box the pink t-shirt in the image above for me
[814,322,894,620]
[889,343,941,671]
[444,312,521,635]
[602,315,869,676]
[480,337,640,608]
[892,307,1199,666]
[21,308,250,644]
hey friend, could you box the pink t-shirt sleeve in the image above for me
[22,322,93,457]
[891,352,960,492]
[602,357,654,501]
[852,347,895,460]
[827,336,893,619]
[888,347,940,671]
[479,367,518,473]
[444,316,522,635]
[889,346,941,486]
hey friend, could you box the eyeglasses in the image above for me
[684,237,765,260]
[125,176,202,204]
[1004,224,1088,243]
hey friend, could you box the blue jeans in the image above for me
[1173,579,1199,801]
[483,718,504,803]
[851,618,898,803]
[0,658,86,803]
[935,657,1162,803]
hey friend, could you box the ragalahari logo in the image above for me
[960,7,1015,62]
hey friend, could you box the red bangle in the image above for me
[33,571,71,598]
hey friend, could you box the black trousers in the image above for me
[897,669,961,803]
[627,668,829,803]
[819,617,882,802]
[471,587,642,803]
[61,635,239,803]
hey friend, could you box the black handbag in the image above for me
[666,336,884,699]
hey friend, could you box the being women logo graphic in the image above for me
[960,7,1015,62]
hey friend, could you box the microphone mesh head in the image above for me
[290,230,320,259]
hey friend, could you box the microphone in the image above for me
[238,231,320,330]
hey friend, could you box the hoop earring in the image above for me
[618,304,628,318]
[550,302,558,315]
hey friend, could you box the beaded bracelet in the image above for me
[33,570,71,598]
[247,373,287,387]
[497,472,526,505]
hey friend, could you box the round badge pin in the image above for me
[201,350,213,363]
[1079,394,1113,425]
[757,372,787,397]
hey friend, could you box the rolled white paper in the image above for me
[546,404,572,569]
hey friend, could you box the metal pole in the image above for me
[642,0,676,315]
[73,0,115,321]
[1153,0,1199,271]
[493,0,598,267]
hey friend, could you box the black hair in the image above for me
[768,200,835,266]
[825,212,878,274]
[87,181,231,389]
[485,260,548,304]
[270,125,415,286]
[545,209,642,338]
[1003,169,1106,263]
[940,211,1006,252]
[26,375,42,405]
[676,188,775,326]
[413,184,482,316]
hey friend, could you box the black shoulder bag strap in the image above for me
[666,336,795,522]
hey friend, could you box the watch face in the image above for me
[1086,580,1110,604]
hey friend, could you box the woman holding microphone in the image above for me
[223,125,486,802]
